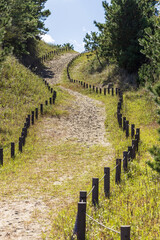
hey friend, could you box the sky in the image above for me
[42,0,110,52]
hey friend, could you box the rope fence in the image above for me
[67,54,140,239]
[0,50,62,166]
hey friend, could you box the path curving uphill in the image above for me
[0,52,112,239]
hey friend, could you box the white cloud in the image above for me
[70,39,85,53]
[41,34,55,44]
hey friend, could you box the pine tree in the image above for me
[0,0,12,64]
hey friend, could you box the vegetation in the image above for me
[84,0,159,73]
[58,52,160,239]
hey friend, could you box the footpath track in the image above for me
[0,53,112,239]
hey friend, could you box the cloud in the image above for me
[41,34,55,44]
[70,39,85,53]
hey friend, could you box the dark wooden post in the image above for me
[112,88,114,96]
[123,151,128,171]
[126,121,129,138]
[92,178,99,206]
[50,97,52,104]
[28,114,30,127]
[115,159,121,184]
[19,137,23,152]
[131,124,135,138]
[77,202,86,240]
[119,114,122,127]
[99,88,102,94]
[86,83,88,88]
[104,167,110,198]
[128,146,133,161]
[135,134,139,151]
[116,88,118,95]
[121,226,130,240]
[83,82,85,88]
[136,128,140,141]
[89,84,91,89]
[123,117,126,131]
[45,100,48,105]
[35,108,38,119]
[118,102,121,110]
[0,148,3,165]
[32,111,34,124]
[96,87,98,94]
[79,191,87,202]
[40,104,43,114]
[132,140,136,159]
[108,87,110,94]
[104,88,106,95]
[11,142,15,158]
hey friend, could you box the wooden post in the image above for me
[11,142,15,158]
[40,104,43,114]
[0,148,3,165]
[112,88,114,96]
[19,137,23,152]
[128,146,133,161]
[45,100,48,105]
[104,88,106,95]
[79,191,87,202]
[118,102,121,110]
[123,151,128,171]
[121,226,130,240]
[123,117,126,131]
[96,87,98,94]
[116,88,118,95]
[108,87,110,94]
[28,114,30,127]
[135,134,139,151]
[32,111,34,124]
[132,140,136,159]
[104,167,110,198]
[100,88,102,94]
[93,85,95,91]
[89,84,91,89]
[77,202,86,240]
[50,97,52,105]
[119,114,122,127]
[83,82,85,88]
[126,121,129,138]
[92,178,99,206]
[35,108,38,119]
[86,83,88,88]
[136,128,140,141]
[131,124,135,138]
[115,159,121,184]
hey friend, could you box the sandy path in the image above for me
[0,52,111,239]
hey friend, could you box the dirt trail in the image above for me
[0,52,112,239]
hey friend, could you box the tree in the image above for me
[138,17,160,84]
[84,31,103,67]
[3,0,51,58]
[85,0,158,73]
[0,0,12,64]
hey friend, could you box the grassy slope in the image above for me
[0,45,159,239]
[55,53,160,239]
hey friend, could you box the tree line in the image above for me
[0,0,50,63]
[84,0,160,173]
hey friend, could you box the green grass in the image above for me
[52,53,160,239]
[0,51,159,239]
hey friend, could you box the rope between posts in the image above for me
[86,214,120,234]
[87,185,95,197]
[99,173,106,183]
[111,163,120,172]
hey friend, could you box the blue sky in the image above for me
[42,0,110,52]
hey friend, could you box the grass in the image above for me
[52,53,160,239]
[0,50,159,239]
